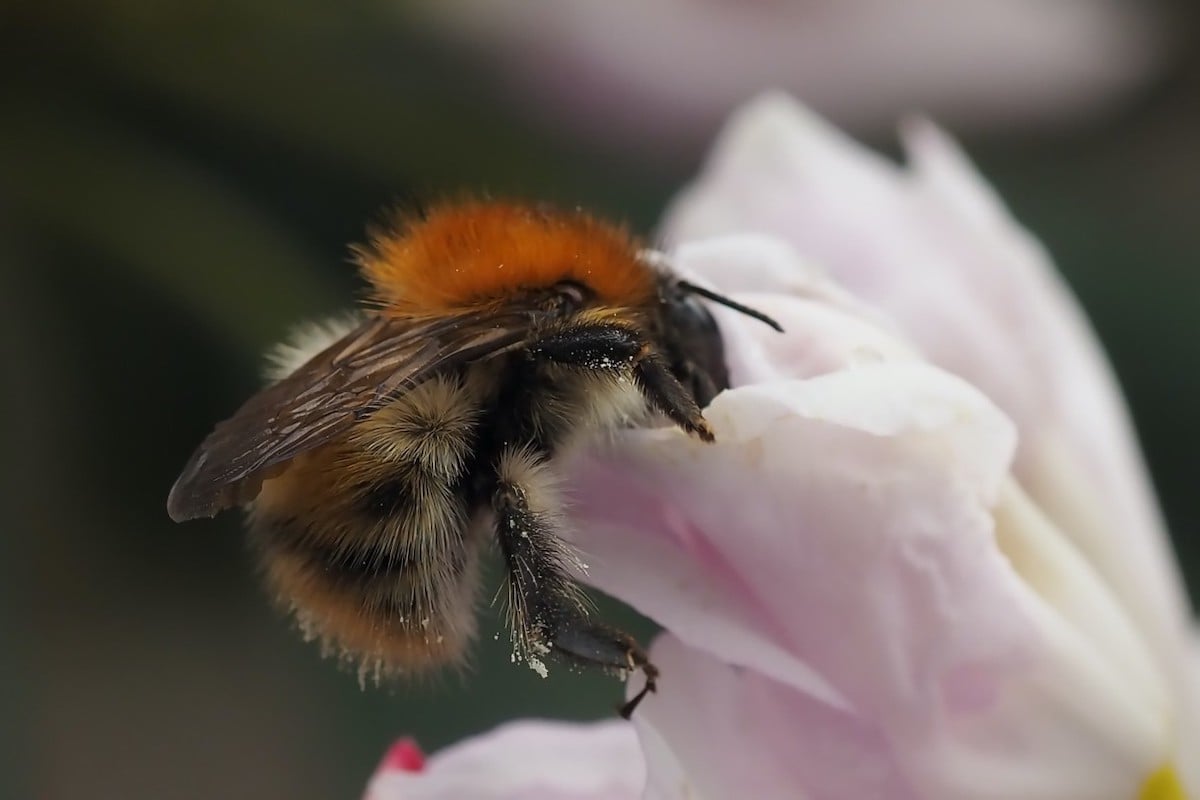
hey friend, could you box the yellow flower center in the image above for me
[1141,765,1188,800]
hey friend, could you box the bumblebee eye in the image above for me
[662,285,729,398]
[676,293,720,337]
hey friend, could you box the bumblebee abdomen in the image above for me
[248,374,487,675]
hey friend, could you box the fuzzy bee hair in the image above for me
[168,201,780,716]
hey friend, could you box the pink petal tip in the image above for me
[380,738,426,773]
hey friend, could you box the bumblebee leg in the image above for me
[551,622,659,719]
[492,460,658,718]
[632,348,713,442]
[530,323,713,441]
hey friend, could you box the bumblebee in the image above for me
[168,200,779,716]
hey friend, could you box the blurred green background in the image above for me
[2,2,1197,798]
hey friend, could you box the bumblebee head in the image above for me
[656,272,782,407]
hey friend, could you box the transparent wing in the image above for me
[168,308,540,521]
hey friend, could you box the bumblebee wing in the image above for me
[167,308,538,521]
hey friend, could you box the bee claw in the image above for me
[618,663,659,719]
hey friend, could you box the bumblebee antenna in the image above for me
[678,281,784,332]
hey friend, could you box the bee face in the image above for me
[657,279,729,408]
[168,200,780,717]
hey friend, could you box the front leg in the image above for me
[530,322,713,441]
[492,446,658,718]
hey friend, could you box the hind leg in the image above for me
[491,446,657,718]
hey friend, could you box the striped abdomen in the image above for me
[248,373,487,677]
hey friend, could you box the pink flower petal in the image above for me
[378,739,427,773]
[365,720,644,800]
[567,369,1165,794]
[661,236,919,390]
[635,635,920,800]
[560,276,1170,793]
[569,361,1025,719]
[660,94,1195,732]
[901,120,1191,691]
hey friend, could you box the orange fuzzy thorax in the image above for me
[356,202,657,315]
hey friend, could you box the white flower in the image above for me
[364,721,643,799]
[661,94,1198,761]
[365,96,1197,799]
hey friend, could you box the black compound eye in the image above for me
[662,286,730,398]
[672,288,721,337]
[679,294,720,337]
